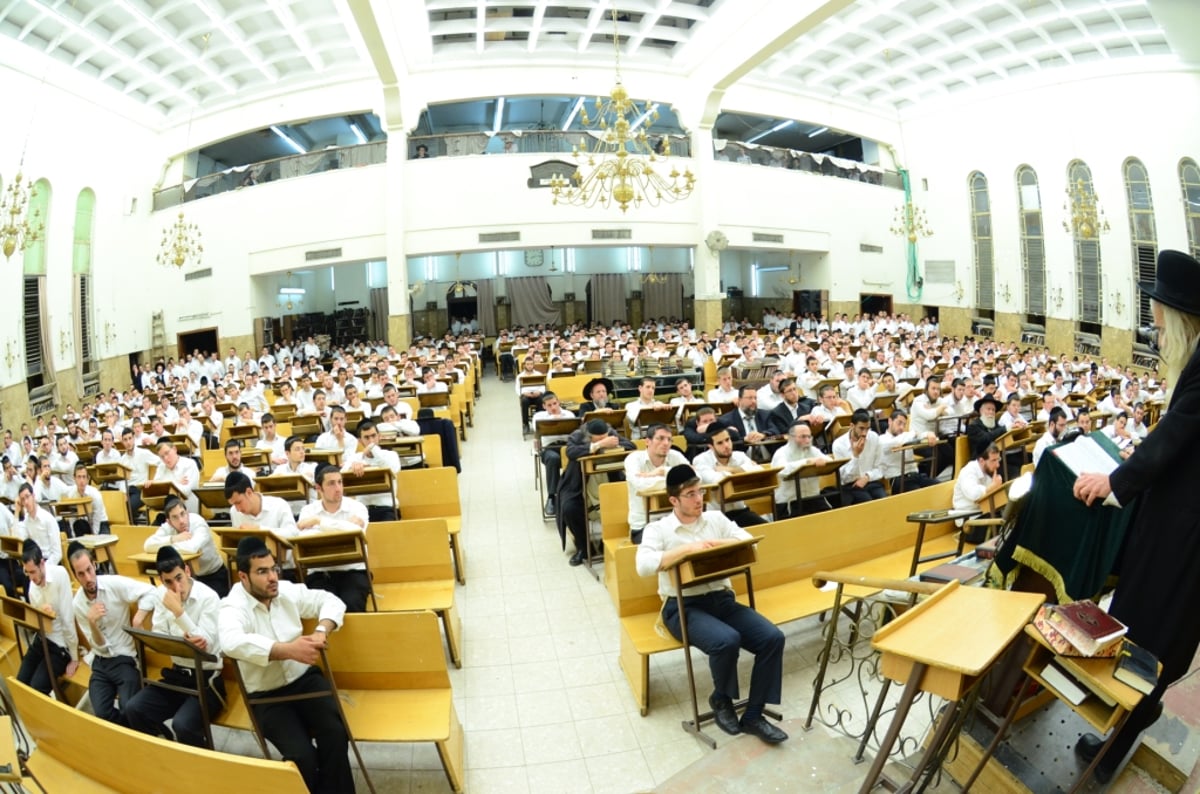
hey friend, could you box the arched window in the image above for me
[968,171,994,311]
[74,188,99,389]
[1067,160,1102,324]
[1181,158,1200,261]
[1123,159,1157,328]
[23,179,56,407]
[1016,165,1045,318]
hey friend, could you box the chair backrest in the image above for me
[101,490,130,525]
[7,676,308,793]
[308,611,450,690]
[420,433,443,468]
[599,481,630,540]
[395,467,461,519]
[106,524,159,579]
[367,519,453,583]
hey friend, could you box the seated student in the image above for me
[218,537,352,794]
[122,545,225,748]
[1032,407,1068,467]
[531,392,576,516]
[635,465,787,744]
[17,539,79,694]
[315,405,358,459]
[341,419,401,522]
[706,367,739,403]
[692,426,769,527]
[65,461,109,536]
[770,421,832,517]
[831,409,887,503]
[154,437,200,516]
[68,541,156,725]
[953,443,1002,521]
[878,410,940,493]
[557,419,636,566]
[208,438,257,483]
[624,377,670,439]
[15,483,61,567]
[625,423,690,544]
[273,435,318,516]
[144,497,229,598]
[257,412,287,467]
[296,465,371,612]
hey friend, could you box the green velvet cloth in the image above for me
[994,431,1134,602]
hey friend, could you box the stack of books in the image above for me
[1034,600,1127,657]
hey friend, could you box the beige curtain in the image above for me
[475,278,497,336]
[369,287,388,341]
[643,273,684,321]
[509,277,561,327]
[590,274,627,326]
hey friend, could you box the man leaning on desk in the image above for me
[636,464,787,745]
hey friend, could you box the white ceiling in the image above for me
[0,0,1190,121]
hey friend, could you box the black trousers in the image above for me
[366,504,397,523]
[306,569,372,612]
[661,589,784,711]
[124,666,226,748]
[541,445,565,498]
[195,567,230,598]
[888,472,940,493]
[90,654,142,724]
[843,480,887,504]
[128,486,145,523]
[251,666,354,794]
[17,638,70,695]
[724,507,769,527]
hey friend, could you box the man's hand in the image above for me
[851,435,866,457]
[350,461,366,477]
[185,633,208,652]
[284,634,327,665]
[162,588,184,618]
[349,515,366,528]
[1073,472,1113,506]
[173,531,193,543]
[595,435,619,450]
[746,431,765,443]
[87,602,107,623]
[854,475,868,489]
[296,517,320,529]
[65,660,79,678]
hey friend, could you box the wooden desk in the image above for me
[74,534,119,574]
[253,474,311,503]
[777,457,848,513]
[905,508,979,576]
[625,405,677,435]
[665,536,766,748]
[715,467,781,513]
[891,440,935,494]
[165,433,195,456]
[51,496,94,522]
[240,448,269,469]
[578,448,634,572]
[580,409,626,432]
[138,481,187,515]
[194,484,230,513]
[89,462,130,488]
[289,530,376,611]
[128,550,200,584]
[341,467,396,514]
[379,435,425,467]
[270,403,297,422]
[290,414,323,437]
[0,594,70,702]
[304,448,342,467]
[211,528,293,574]
[860,582,1045,794]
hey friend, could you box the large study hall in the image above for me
[0,0,1198,792]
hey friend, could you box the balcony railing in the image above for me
[714,140,903,189]
[407,130,693,159]
[153,141,388,210]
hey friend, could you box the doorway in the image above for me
[859,293,893,317]
[177,327,219,360]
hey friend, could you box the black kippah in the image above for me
[665,464,697,489]
[156,544,184,568]
[236,536,269,558]
[586,419,610,435]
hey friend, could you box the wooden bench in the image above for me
[395,467,465,585]
[8,676,308,793]
[608,480,962,715]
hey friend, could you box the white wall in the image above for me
[900,69,1200,328]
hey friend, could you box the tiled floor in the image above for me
[257,370,937,794]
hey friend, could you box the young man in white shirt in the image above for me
[15,483,61,567]
[831,409,887,503]
[706,368,739,404]
[120,426,161,521]
[217,536,351,793]
[296,465,371,612]
[67,462,109,536]
[692,426,768,527]
[32,456,71,506]
[144,497,228,598]
[17,539,79,694]
[207,439,257,484]
[314,406,358,459]
[154,438,200,516]
[625,424,689,544]
[122,545,225,747]
[343,419,401,522]
[273,436,318,516]
[68,541,156,724]
[878,410,940,493]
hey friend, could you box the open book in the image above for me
[1052,435,1120,478]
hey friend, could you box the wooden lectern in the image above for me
[123,626,221,749]
[776,457,848,515]
[139,481,187,515]
[714,467,782,514]
[0,594,71,702]
[89,462,130,489]
[252,474,311,503]
[662,535,769,748]
[340,467,397,514]
[211,527,293,578]
[290,530,376,611]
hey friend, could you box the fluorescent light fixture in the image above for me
[279,287,306,296]
[630,103,659,132]
[745,119,794,144]
[493,96,506,133]
[562,96,585,130]
[808,126,829,138]
[270,125,307,155]
[350,123,367,144]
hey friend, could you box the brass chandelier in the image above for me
[889,200,933,242]
[0,170,42,260]
[549,9,695,213]
[1062,178,1110,239]
[157,210,203,269]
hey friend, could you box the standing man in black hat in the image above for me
[1073,250,1200,783]
[636,464,787,744]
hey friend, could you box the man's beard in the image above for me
[981,416,996,429]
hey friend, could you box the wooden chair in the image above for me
[107,524,159,579]
[125,626,221,749]
[366,520,461,668]
[7,675,308,793]
[315,611,465,794]
[395,468,465,585]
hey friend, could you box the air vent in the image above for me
[184,268,213,281]
[753,233,784,244]
[479,231,520,243]
[592,229,632,240]
[305,248,342,261]
[924,260,955,284]
[859,243,884,254]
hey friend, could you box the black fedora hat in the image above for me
[582,377,615,402]
[973,394,1003,414]
[1140,250,1200,316]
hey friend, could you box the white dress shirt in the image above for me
[19,506,61,567]
[692,449,761,512]
[952,460,994,513]
[218,580,345,693]
[832,430,884,485]
[635,510,751,598]
[151,579,223,671]
[73,575,156,659]
[624,449,689,532]
[770,443,829,502]
[343,446,401,508]
[121,447,161,487]
[30,565,79,659]
[143,514,224,577]
[315,430,358,459]
[155,456,200,514]
[231,494,299,535]
[297,497,369,572]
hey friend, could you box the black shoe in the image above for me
[708,694,740,736]
[544,498,556,516]
[739,714,788,744]
[569,550,586,566]
[1075,733,1116,783]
